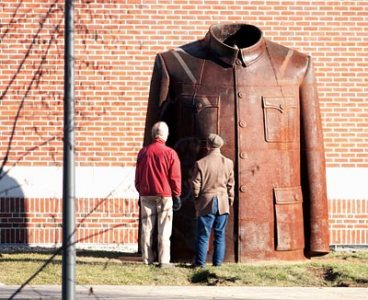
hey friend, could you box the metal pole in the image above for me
[62,0,75,299]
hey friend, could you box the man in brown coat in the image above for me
[192,133,234,267]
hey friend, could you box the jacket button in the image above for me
[239,121,247,128]
[238,92,243,98]
[240,185,247,192]
[239,152,247,159]
[235,59,242,65]
[196,103,203,109]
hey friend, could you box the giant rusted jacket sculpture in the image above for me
[143,23,329,261]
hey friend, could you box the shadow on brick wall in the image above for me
[0,172,28,244]
[0,0,64,247]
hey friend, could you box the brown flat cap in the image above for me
[208,133,224,148]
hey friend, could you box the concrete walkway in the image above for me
[1,285,367,300]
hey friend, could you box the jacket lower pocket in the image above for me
[274,186,305,251]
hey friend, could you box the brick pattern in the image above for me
[1,1,367,167]
[329,199,368,245]
[1,1,368,247]
[0,198,139,245]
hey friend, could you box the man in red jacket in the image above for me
[135,121,182,268]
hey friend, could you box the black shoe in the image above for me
[159,263,173,269]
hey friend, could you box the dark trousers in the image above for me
[195,197,228,267]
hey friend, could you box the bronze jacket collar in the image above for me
[205,23,266,67]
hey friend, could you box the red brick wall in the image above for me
[329,199,368,246]
[1,1,367,249]
[0,197,138,246]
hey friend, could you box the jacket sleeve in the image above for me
[169,150,182,197]
[143,54,170,146]
[300,56,329,255]
[227,160,235,206]
[134,151,141,194]
[191,162,202,199]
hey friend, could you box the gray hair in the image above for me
[151,121,169,141]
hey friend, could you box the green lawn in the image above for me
[0,250,367,287]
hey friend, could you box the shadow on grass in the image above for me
[0,258,61,264]
[321,266,368,287]
[77,250,141,260]
[0,249,142,264]
[190,269,240,286]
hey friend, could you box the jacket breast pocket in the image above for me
[178,94,219,138]
[262,96,298,143]
[274,186,305,251]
